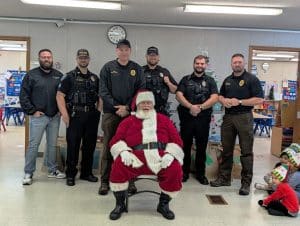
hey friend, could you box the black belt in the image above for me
[133,142,166,150]
[72,105,96,112]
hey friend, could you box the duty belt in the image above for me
[132,142,166,150]
[72,105,96,112]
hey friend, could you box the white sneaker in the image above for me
[254,183,270,191]
[22,174,33,185]
[48,170,66,179]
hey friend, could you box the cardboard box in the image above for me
[271,127,283,157]
[56,137,103,175]
[280,100,296,127]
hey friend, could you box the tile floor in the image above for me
[0,127,299,226]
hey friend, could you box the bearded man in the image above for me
[20,49,65,185]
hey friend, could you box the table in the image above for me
[253,112,273,137]
[3,104,25,126]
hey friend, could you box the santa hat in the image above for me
[272,164,289,182]
[289,143,300,153]
[131,90,155,111]
[287,150,300,168]
[281,147,295,155]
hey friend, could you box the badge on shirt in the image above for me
[239,80,245,87]
[91,76,95,82]
[130,69,136,76]
[159,72,164,78]
[202,81,206,87]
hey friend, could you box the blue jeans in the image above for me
[24,114,60,175]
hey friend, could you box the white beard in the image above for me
[136,109,155,119]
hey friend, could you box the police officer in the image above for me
[56,49,100,186]
[176,55,218,184]
[210,53,264,195]
[143,46,177,116]
[98,39,145,195]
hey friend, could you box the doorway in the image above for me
[0,36,30,151]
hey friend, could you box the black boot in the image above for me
[157,192,175,220]
[109,191,127,220]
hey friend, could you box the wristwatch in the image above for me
[239,100,242,105]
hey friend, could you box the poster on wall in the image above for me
[6,70,26,97]
[282,80,297,101]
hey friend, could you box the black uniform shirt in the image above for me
[219,70,264,114]
[177,73,218,115]
[58,67,99,105]
[20,67,63,117]
[99,59,145,113]
[143,65,177,107]
[143,65,177,87]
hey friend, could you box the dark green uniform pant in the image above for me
[100,113,122,183]
[219,112,254,185]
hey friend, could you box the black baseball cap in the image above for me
[116,39,131,48]
[77,49,89,57]
[147,46,159,55]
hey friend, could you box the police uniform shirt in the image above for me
[219,70,264,114]
[58,67,99,105]
[143,65,177,106]
[99,60,145,113]
[177,73,218,114]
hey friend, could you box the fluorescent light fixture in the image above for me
[21,0,121,10]
[252,57,275,61]
[291,58,299,62]
[184,5,282,16]
[1,47,27,51]
[256,54,294,58]
[0,43,23,48]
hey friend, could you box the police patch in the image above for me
[130,70,136,76]
[239,80,245,87]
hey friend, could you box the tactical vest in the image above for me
[184,76,210,105]
[67,70,98,107]
[144,70,169,107]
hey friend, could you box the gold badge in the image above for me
[130,70,136,76]
[91,76,95,82]
[239,80,245,87]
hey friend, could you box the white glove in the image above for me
[161,154,175,169]
[120,151,134,166]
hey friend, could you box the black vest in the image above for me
[66,69,98,107]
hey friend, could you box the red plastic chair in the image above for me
[0,108,6,132]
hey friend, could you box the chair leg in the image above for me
[125,191,129,212]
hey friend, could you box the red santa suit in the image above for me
[109,110,184,197]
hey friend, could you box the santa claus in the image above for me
[109,90,184,220]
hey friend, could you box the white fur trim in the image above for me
[141,111,162,174]
[161,189,180,198]
[144,149,162,174]
[136,91,155,106]
[110,181,129,192]
[165,143,184,165]
[111,140,132,160]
